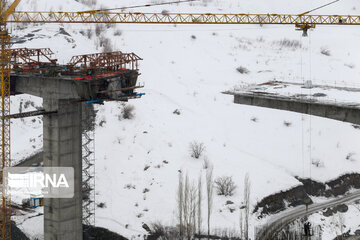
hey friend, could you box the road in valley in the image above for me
[256,190,360,239]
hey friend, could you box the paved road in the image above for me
[256,190,360,240]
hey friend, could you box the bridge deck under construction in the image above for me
[226,81,360,125]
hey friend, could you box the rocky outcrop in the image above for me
[83,225,128,240]
[253,186,312,216]
[12,221,30,240]
[254,173,360,217]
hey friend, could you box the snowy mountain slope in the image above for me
[9,0,360,239]
[11,95,42,165]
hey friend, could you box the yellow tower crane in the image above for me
[0,1,21,239]
[0,0,359,239]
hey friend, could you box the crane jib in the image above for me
[0,12,357,26]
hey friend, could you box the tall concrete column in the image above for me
[43,99,83,240]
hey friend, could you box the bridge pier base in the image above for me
[43,99,83,240]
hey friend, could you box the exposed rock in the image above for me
[313,93,327,97]
[253,185,312,216]
[84,225,127,240]
[332,230,352,240]
[173,109,181,115]
[24,33,35,38]
[323,208,334,217]
[228,207,236,213]
[254,173,360,217]
[325,173,360,197]
[352,124,360,130]
[296,177,326,197]
[334,204,348,213]
[59,27,71,37]
[12,221,30,240]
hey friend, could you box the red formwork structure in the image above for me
[66,51,142,74]
[11,48,142,76]
[10,48,144,102]
[11,48,57,70]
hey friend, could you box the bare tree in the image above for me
[239,209,243,240]
[203,156,210,169]
[182,175,197,240]
[338,213,345,236]
[190,185,197,238]
[183,175,190,239]
[197,174,202,235]
[189,141,205,159]
[214,176,237,196]
[244,173,251,240]
[332,212,345,238]
[177,171,184,238]
[177,172,205,239]
[206,164,214,238]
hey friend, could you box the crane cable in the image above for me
[79,0,199,13]
[299,0,341,210]
[308,32,312,183]
[300,33,305,179]
[299,0,341,15]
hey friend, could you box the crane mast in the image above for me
[0,0,359,239]
[0,0,12,238]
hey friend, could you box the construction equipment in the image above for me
[11,48,57,71]
[6,11,360,35]
[11,48,143,102]
[0,0,359,239]
[66,51,141,75]
[3,109,57,119]
[0,1,20,238]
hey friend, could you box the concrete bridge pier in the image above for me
[11,72,136,239]
[43,98,83,240]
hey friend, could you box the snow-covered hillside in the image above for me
[10,0,360,239]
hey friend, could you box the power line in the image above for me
[80,0,198,13]
[299,0,341,15]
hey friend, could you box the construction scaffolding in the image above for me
[81,104,96,239]
[67,51,142,74]
[11,48,57,71]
